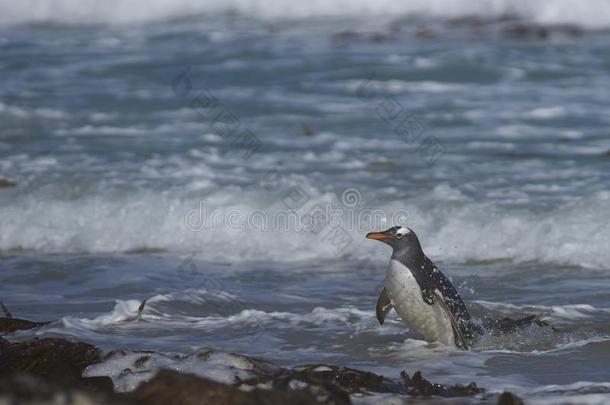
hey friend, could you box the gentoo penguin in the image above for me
[366,226,481,349]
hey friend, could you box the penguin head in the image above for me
[366,226,422,254]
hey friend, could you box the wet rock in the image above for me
[0,336,8,352]
[330,30,394,46]
[369,32,390,43]
[277,364,400,394]
[0,373,132,405]
[86,347,286,393]
[0,338,113,393]
[133,354,151,368]
[92,346,485,399]
[414,28,437,39]
[0,178,16,188]
[237,364,376,402]
[132,369,350,405]
[497,391,524,405]
[446,14,518,29]
[0,317,51,333]
[401,371,483,397]
[504,23,549,39]
[0,301,52,332]
[503,23,583,39]
[0,338,487,402]
[240,363,481,399]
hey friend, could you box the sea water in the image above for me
[1,1,610,403]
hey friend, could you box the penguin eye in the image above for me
[395,233,404,239]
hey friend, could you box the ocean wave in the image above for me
[475,300,610,323]
[2,0,610,29]
[526,380,610,405]
[1,186,609,269]
[56,299,378,333]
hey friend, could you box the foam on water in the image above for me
[73,309,610,403]
[1,186,609,269]
[48,292,609,352]
[57,298,376,332]
[83,348,268,392]
[476,300,610,323]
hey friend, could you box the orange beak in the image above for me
[366,232,394,241]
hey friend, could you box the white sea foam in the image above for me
[533,380,610,394]
[340,80,466,95]
[83,348,270,391]
[1,187,609,269]
[528,394,610,405]
[2,0,610,29]
[0,102,69,120]
[475,300,610,323]
[526,106,568,120]
[56,298,377,333]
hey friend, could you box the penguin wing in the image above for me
[432,290,469,349]
[419,256,471,321]
[420,256,482,345]
[375,287,393,325]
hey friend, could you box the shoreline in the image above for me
[1,317,510,405]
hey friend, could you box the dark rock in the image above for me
[330,30,394,46]
[0,317,51,333]
[446,14,518,29]
[0,338,113,393]
[0,373,132,405]
[497,391,524,405]
[279,364,399,394]
[0,178,16,188]
[133,355,151,368]
[503,23,583,39]
[236,364,354,403]
[132,369,350,405]
[504,24,549,39]
[330,30,361,46]
[239,363,481,399]
[0,337,487,403]
[0,336,8,352]
[414,28,437,39]
[369,32,390,43]
[0,302,52,332]
[401,371,483,397]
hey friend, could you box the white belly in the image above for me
[385,259,455,346]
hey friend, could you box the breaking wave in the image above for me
[1,186,609,269]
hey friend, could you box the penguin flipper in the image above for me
[376,288,393,325]
[432,290,469,349]
[421,288,435,305]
